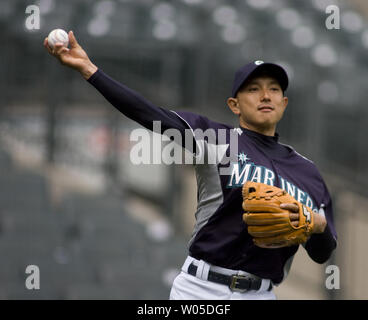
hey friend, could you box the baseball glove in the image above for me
[242,181,314,249]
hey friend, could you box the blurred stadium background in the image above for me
[0,0,367,299]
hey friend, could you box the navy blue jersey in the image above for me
[88,69,337,284]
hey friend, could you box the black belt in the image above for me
[188,263,272,292]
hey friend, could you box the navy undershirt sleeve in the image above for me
[87,69,189,134]
[305,225,337,264]
[305,186,337,263]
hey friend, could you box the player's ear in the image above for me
[227,97,241,116]
[282,96,288,110]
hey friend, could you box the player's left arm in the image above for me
[304,201,337,264]
[282,200,337,264]
[281,203,327,233]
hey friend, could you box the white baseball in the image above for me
[47,29,69,49]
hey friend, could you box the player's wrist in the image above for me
[312,212,327,234]
[80,61,98,80]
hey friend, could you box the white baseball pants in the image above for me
[169,256,276,300]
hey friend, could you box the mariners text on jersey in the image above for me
[227,159,317,211]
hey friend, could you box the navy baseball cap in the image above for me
[231,60,289,97]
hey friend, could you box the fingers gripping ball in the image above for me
[242,181,314,249]
[47,29,69,49]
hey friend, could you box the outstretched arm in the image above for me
[44,31,97,80]
[43,31,190,136]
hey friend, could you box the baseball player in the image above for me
[44,32,337,300]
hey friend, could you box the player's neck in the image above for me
[239,121,276,137]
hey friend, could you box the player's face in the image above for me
[227,76,288,136]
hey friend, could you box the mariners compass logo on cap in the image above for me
[231,61,288,97]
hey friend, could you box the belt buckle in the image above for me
[230,274,251,292]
